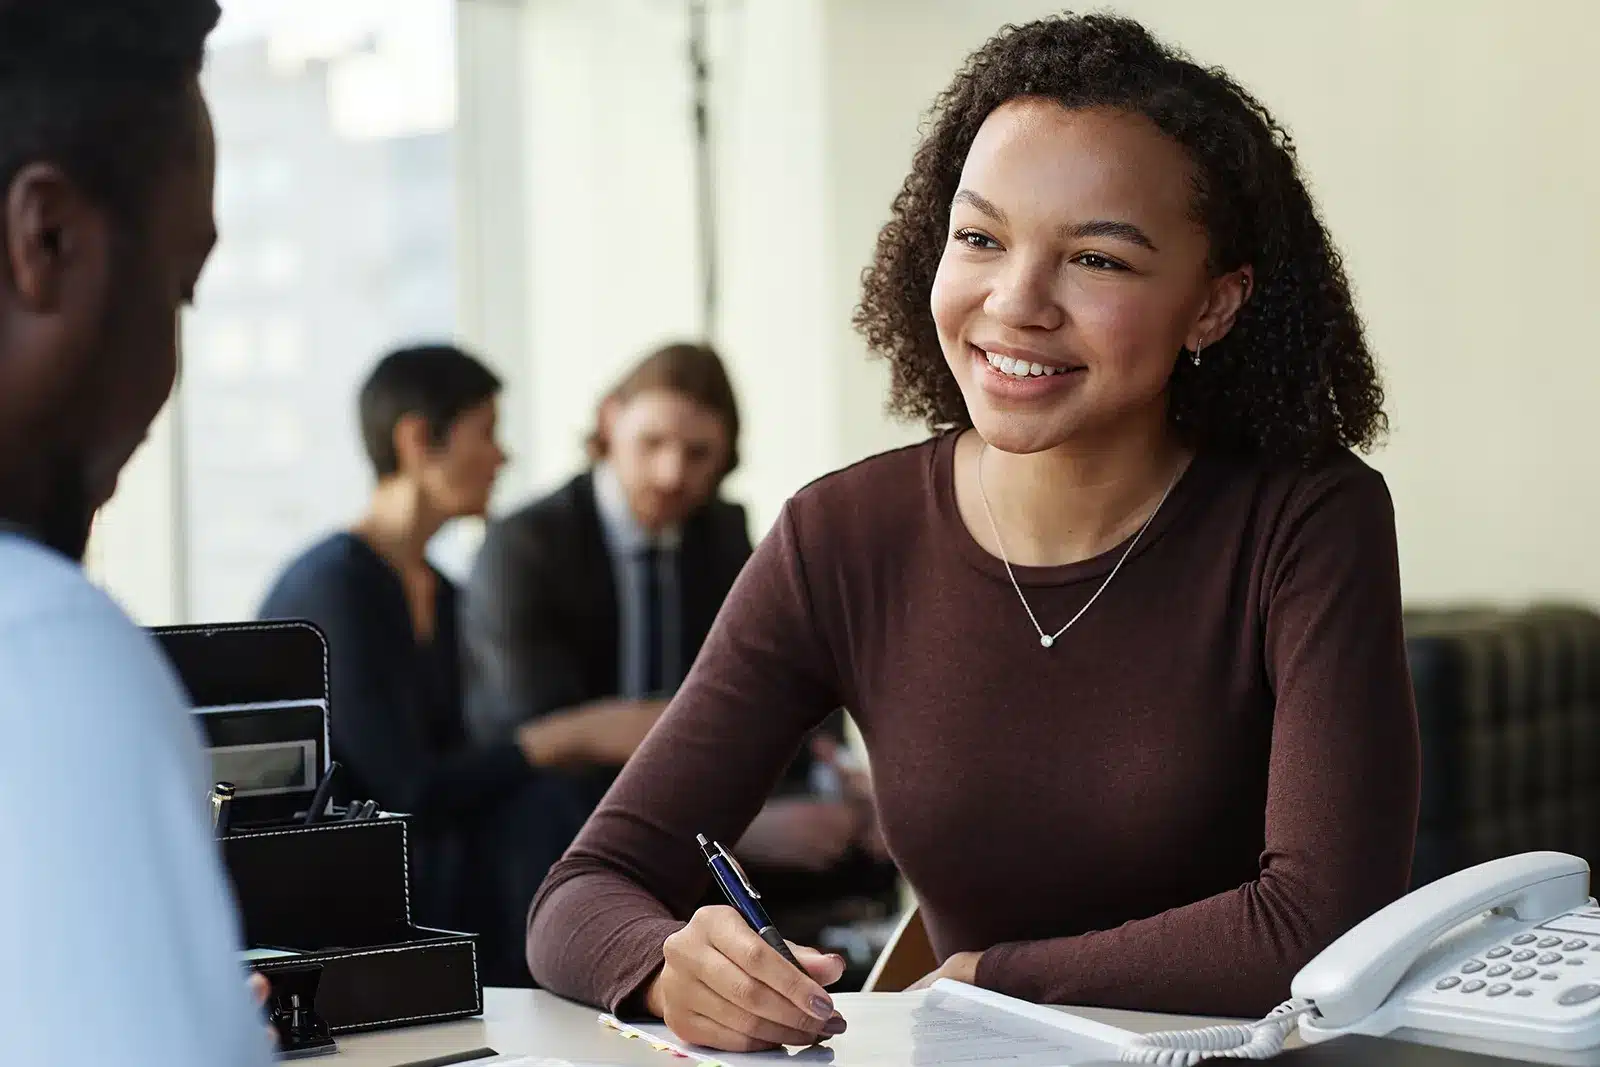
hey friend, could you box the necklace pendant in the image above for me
[1039,634,1055,648]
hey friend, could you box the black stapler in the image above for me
[261,965,337,1059]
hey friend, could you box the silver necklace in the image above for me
[975,442,1179,648]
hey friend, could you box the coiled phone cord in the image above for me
[1119,998,1318,1065]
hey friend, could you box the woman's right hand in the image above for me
[645,906,849,1052]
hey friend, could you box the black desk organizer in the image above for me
[150,620,484,1035]
[224,816,482,1034]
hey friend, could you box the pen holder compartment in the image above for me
[153,620,333,829]
[148,618,482,1035]
[226,817,483,1034]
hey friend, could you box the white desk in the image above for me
[331,987,1236,1066]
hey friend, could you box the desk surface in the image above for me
[331,987,1230,1066]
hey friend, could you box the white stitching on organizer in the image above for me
[178,623,396,911]
[185,626,473,1030]
[399,816,411,923]
[157,620,331,704]
[166,621,334,829]
[227,819,397,845]
[244,822,472,1030]
[233,819,411,920]
[258,940,482,1032]
[256,940,476,1036]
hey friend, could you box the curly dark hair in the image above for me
[854,12,1386,462]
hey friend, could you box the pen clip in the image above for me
[714,840,761,900]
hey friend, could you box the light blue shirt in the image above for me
[592,463,682,698]
[0,534,272,1066]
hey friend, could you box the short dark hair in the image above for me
[359,344,503,478]
[0,0,221,234]
[586,342,742,476]
[855,13,1386,463]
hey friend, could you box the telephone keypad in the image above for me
[1556,983,1600,1006]
[1422,907,1600,1013]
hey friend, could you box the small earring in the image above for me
[1191,339,1205,367]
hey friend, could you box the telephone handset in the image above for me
[1117,851,1600,1065]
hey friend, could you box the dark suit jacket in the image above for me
[463,473,885,928]
[462,471,753,748]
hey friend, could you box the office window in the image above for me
[182,0,458,622]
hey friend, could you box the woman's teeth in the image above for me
[984,350,1063,378]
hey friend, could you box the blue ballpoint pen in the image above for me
[698,833,806,972]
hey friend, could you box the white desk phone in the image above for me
[1092,851,1600,1065]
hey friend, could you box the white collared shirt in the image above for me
[592,463,683,697]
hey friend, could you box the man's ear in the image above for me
[1186,266,1254,351]
[390,412,432,474]
[593,395,623,455]
[5,163,102,312]
[598,396,622,432]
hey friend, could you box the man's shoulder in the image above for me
[693,495,750,545]
[704,495,747,525]
[0,536,191,741]
[481,474,595,561]
[468,477,596,602]
[494,474,591,534]
[0,535,126,632]
[0,545,273,1066]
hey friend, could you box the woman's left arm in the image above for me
[969,463,1421,1016]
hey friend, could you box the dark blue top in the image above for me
[258,532,530,825]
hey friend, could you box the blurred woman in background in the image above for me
[261,344,585,985]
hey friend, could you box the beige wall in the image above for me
[819,0,1600,607]
[85,403,185,622]
[1090,0,1600,606]
[515,0,1596,607]
[519,0,707,492]
[90,0,1600,621]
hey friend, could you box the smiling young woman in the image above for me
[525,13,1419,1054]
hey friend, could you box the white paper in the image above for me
[604,988,1128,1067]
[239,947,301,961]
